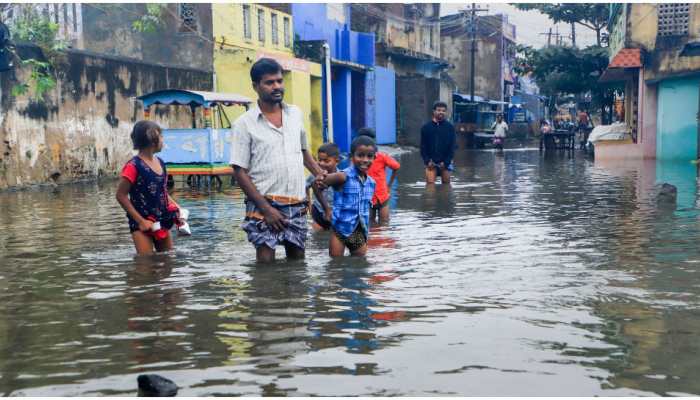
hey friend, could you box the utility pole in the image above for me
[468,3,488,102]
[539,27,553,47]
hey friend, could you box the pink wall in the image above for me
[640,76,657,159]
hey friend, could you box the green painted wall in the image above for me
[656,77,700,161]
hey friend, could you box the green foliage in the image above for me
[530,45,609,95]
[12,58,56,99]
[132,4,166,33]
[7,6,63,101]
[524,44,622,119]
[513,44,538,74]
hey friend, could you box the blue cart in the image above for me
[137,89,252,187]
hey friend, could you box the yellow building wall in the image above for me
[629,4,700,81]
[310,76,323,154]
[628,4,657,49]
[213,3,294,55]
[213,3,324,154]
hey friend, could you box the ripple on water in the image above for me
[3,151,700,395]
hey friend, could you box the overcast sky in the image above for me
[441,3,598,48]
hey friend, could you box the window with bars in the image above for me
[271,13,278,45]
[283,17,290,47]
[258,9,265,42]
[658,3,690,36]
[243,5,251,39]
[179,3,198,32]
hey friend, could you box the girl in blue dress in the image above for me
[116,121,180,255]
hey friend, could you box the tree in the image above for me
[526,45,621,123]
[512,3,609,46]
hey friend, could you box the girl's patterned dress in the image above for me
[121,156,177,237]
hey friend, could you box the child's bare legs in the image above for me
[349,243,367,256]
[378,204,391,224]
[370,207,378,225]
[154,234,173,252]
[132,231,155,255]
[132,231,173,255]
[329,234,346,257]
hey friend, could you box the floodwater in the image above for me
[2,149,700,396]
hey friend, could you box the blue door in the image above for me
[373,66,397,145]
[656,77,700,161]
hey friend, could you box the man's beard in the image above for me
[267,91,284,103]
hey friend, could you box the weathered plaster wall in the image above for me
[628,4,700,82]
[396,76,441,146]
[441,31,501,101]
[81,4,213,72]
[0,46,212,189]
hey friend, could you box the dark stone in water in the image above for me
[656,183,677,206]
[137,374,178,397]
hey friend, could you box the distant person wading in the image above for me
[420,101,456,184]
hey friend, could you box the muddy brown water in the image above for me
[2,149,700,396]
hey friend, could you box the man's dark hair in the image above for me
[130,120,162,150]
[357,127,376,139]
[433,101,448,110]
[350,135,377,155]
[318,142,340,158]
[250,58,283,84]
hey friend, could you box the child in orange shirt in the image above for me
[357,128,400,224]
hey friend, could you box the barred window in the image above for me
[258,9,265,42]
[283,16,290,48]
[179,4,198,32]
[243,5,251,39]
[271,13,278,45]
[658,3,690,36]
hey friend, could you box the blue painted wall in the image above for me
[657,77,700,161]
[332,68,353,152]
[292,4,373,66]
[373,66,397,145]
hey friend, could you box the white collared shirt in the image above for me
[230,102,308,199]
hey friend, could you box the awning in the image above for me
[599,48,642,83]
[137,90,252,108]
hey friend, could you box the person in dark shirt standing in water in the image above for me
[420,101,456,184]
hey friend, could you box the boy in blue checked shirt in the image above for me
[315,136,377,257]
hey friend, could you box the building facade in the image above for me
[440,12,517,104]
[212,3,324,154]
[292,4,396,152]
[600,3,700,162]
[0,4,213,189]
[351,3,451,147]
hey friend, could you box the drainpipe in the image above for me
[323,42,334,143]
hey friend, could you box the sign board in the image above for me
[256,50,310,73]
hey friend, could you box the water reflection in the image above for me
[4,149,700,395]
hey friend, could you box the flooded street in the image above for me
[3,148,700,396]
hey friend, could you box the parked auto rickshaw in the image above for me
[136,89,252,188]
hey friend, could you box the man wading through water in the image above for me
[420,101,456,184]
[231,58,325,263]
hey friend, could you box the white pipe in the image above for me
[323,42,334,143]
